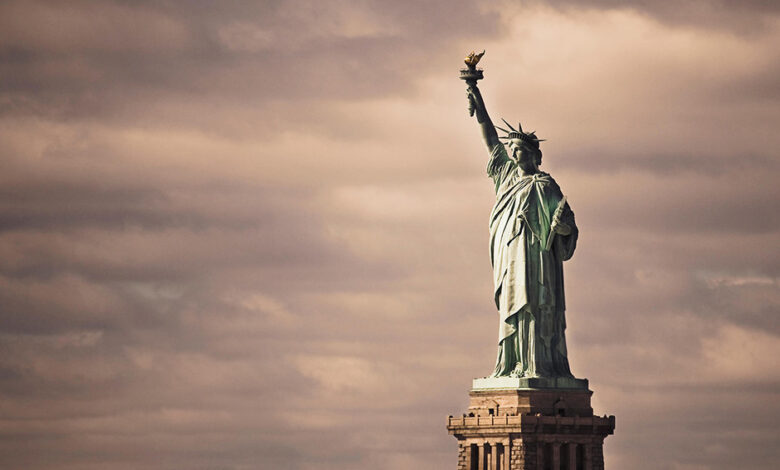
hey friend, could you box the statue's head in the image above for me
[509,140,542,172]
[497,119,544,168]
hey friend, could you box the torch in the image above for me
[460,50,485,117]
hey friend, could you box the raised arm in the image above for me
[466,82,501,151]
[461,51,500,153]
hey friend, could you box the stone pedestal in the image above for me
[447,382,615,470]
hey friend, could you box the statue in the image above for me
[461,52,579,380]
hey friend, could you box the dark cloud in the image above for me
[0,0,502,129]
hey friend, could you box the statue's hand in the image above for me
[551,215,572,236]
[466,87,482,118]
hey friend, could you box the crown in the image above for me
[496,119,545,148]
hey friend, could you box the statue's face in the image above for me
[510,141,538,172]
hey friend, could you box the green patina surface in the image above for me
[462,52,581,383]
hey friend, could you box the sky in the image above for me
[0,1,778,469]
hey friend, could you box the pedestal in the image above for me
[447,381,615,470]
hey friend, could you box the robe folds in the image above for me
[486,144,578,378]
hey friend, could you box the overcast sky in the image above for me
[1,1,778,469]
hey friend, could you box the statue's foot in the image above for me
[509,369,526,378]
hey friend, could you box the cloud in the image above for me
[542,0,780,32]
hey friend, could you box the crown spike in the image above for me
[494,126,510,134]
[517,122,523,132]
[501,118,518,132]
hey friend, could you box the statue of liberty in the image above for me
[461,52,579,380]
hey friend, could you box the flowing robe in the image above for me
[487,144,578,378]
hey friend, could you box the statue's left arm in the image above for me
[544,182,577,261]
[552,200,578,261]
[552,204,573,236]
